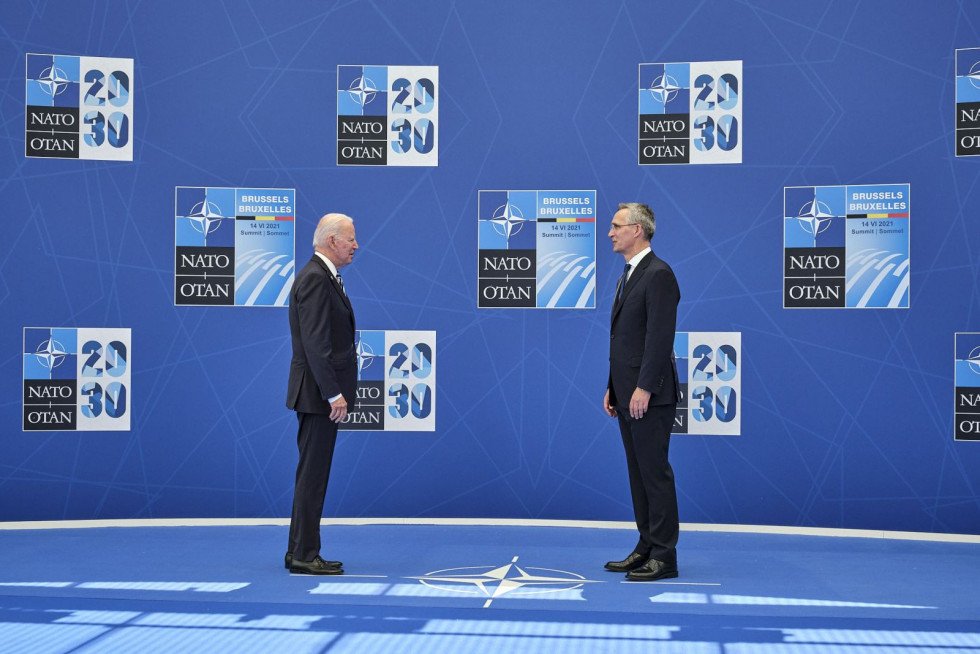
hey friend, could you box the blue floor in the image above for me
[0,524,979,652]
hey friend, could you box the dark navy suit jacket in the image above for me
[608,250,681,408]
[286,255,357,414]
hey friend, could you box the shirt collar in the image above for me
[314,251,339,278]
[626,247,651,272]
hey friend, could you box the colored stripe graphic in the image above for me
[537,218,595,223]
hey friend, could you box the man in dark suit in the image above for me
[285,213,358,575]
[602,202,682,582]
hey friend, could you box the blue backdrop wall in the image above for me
[2,0,979,535]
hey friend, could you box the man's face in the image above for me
[608,208,640,255]
[331,221,358,268]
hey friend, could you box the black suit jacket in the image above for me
[608,250,681,408]
[286,255,357,414]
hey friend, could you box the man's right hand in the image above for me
[603,388,616,417]
[329,396,348,423]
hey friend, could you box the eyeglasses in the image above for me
[609,222,635,230]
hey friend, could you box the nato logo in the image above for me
[478,190,596,309]
[674,332,740,436]
[783,186,846,308]
[25,53,133,161]
[408,557,601,607]
[337,65,438,166]
[175,187,295,306]
[638,61,741,165]
[349,330,387,429]
[955,48,980,156]
[784,185,909,309]
[23,327,131,431]
[345,330,436,431]
[955,333,980,441]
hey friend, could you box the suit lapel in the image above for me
[311,255,355,322]
[611,251,653,324]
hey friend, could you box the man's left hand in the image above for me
[629,387,651,420]
[329,396,348,423]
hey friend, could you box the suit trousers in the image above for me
[288,411,339,562]
[616,402,679,562]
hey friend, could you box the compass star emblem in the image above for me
[968,346,980,375]
[796,199,835,236]
[488,203,527,243]
[356,339,381,374]
[348,76,378,107]
[648,73,680,104]
[969,61,980,91]
[37,65,71,97]
[410,556,602,607]
[187,199,228,238]
[34,338,68,370]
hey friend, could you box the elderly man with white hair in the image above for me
[284,213,359,575]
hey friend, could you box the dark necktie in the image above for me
[615,263,631,305]
[336,274,346,295]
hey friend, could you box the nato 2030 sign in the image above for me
[337,65,438,166]
[783,184,910,309]
[175,187,295,306]
[345,330,436,431]
[955,48,980,157]
[955,333,980,442]
[674,332,740,436]
[638,60,741,165]
[25,53,133,161]
[23,328,131,431]
[478,190,596,308]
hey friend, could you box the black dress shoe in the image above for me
[625,558,678,581]
[604,552,647,572]
[285,552,341,570]
[289,556,344,575]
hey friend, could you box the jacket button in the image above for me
[610,334,615,340]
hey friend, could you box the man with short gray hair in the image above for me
[603,202,682,581]
[285,213,359,575]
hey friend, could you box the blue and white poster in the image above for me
[638,60,741,165]
[337,65,438,166]
[783,184,910,309]
[345,330,436,431]
[955,333,980,442]
[674,332,741,436]
[23,327,131,431]
[175,187,295,306]
[478,190,597,308]
[25,53,133,160]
